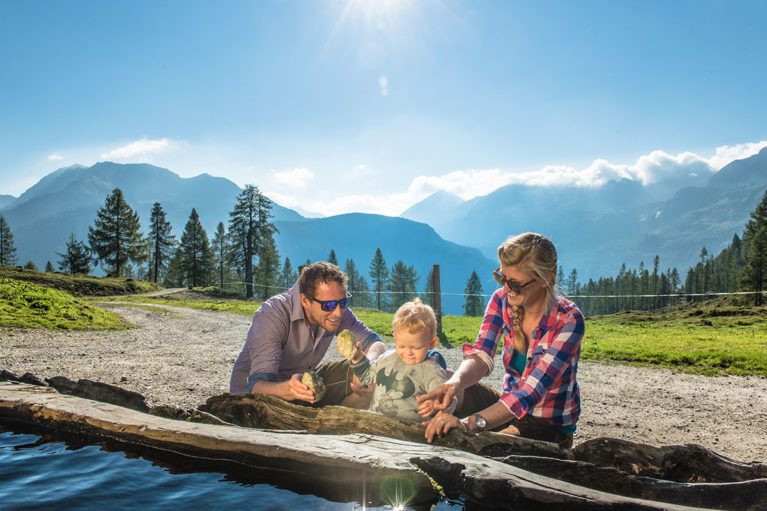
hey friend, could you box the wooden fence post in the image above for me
[432,264,449,346]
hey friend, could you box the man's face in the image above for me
[300,280,347,333]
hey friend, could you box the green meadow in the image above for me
[0,277,129,330]
[95,291,767,376]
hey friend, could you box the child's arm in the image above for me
[419,358,456,416]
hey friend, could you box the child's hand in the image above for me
[418,398,436,418]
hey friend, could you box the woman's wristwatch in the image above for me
[462,413,488,434]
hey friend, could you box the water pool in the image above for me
[0,425,466,510]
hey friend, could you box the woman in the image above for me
[417,232,584,448]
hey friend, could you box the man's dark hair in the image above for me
[299,261,348,297]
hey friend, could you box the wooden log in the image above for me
[0,382,706,510]
[572,437,767,483]
[496,455,767,510]
[200,392,570,459]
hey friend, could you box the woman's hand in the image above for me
[416,383,456,417]
[422,411,463,443]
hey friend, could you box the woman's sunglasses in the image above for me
[307,294,352,312]
[492,268,535,295]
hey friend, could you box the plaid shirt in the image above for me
[463,289,584,426]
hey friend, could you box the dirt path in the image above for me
[2,302,765,463]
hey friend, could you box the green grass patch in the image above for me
[0,277,130,330]
[96,292,767,376]
[0,267,159,296]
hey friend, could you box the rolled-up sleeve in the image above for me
[244,305,290,392]
[462,289,505,374]
[499,311,585,419]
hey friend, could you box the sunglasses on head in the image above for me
[492,268,535,295]
[307,294,352,312]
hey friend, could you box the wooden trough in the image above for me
[1,376,766,510]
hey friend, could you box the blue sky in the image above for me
[1,0,766,215]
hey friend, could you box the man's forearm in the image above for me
[251,379,291,400]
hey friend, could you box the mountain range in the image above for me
[0,162,495,313]
[403,148,767,279]
[2,149,765,310]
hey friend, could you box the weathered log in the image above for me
[496,455,767,510]
[572,437,767,483]
[0,382,706,510]
[200,392,570,459]
[45,376,150,412]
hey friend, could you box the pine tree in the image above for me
[44,261,54,273]
[178,208,213,288]
[742,189,767,306]
[328,249,338,266]
[389,260,418,311]
[463,271,485,316]
[279,257,298,291]
[227,185,278,299]
[57,233,92,274]
[369,248,389,311]
[23,260,37,271]
[0,215,17,266]
[344,259,360,306]
[212,222,227,289]
[566,268,579,296]
[254,235,280,300]
[354,273,373,308]
[148,202,176,283]
[88,188,144,277]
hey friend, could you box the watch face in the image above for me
[475,415,487,429]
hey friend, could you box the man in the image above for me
[230,261,386,407]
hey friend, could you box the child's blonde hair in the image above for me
[392,297,437,339]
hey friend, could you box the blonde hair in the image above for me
[392,297,437,339]
[497,232,561,355]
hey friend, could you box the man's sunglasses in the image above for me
[307,294,352,312]
[492,268,535,295]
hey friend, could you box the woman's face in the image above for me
[498,263,547,307]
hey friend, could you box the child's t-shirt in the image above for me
[351,349,447,422]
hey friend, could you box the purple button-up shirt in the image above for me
[229,284,382,394]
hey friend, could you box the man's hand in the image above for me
[416,383,456,417]
[286,373,317,402]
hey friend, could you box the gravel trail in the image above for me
[2,302,765,463]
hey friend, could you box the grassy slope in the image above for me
[104,293,767,376]
[0,277,129,330]
[0,267,158,296]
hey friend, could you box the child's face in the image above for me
[394,328,436,365]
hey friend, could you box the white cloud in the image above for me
[272,167,315,189]
[399,140,767,203]
[263,191,299,209]
[709,140,767,170]
[101,138,177,162]
[47,153,64,161]
[378,75,389,97]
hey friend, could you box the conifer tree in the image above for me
[212,222,227,289]
[44,261,54,273]
[463,271,485,316]
[148,202,176,283]
[344,259,360,306]
[389,260,418,310]
[24,260,37,271]
[254,235,280,300]
[227,185,278,299]
[279,257,298,291]
[178,208,213,288]
[566,268,579,296]
[57,233,92,274]
[0,215,17,266]
[88,188,144,277]
[369,248,389,311]
[328,249,338,266]
[742,189,767,305]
